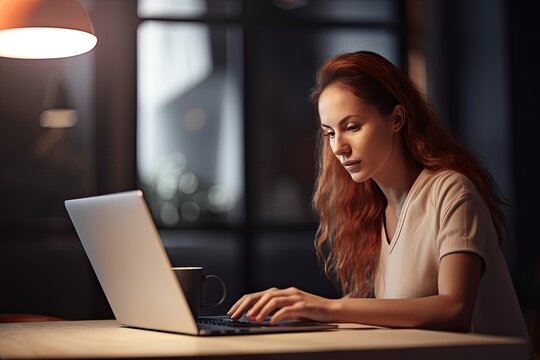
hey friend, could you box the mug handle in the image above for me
[201,274,227,308]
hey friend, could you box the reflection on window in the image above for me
[138,0,241,18]
[269,0,397,22]
[137,21,244,227]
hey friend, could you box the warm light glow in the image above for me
[0,27,97,59]
[39,108,78,128]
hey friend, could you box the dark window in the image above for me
[137,0,404,306]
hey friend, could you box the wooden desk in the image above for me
[0,320,530,359]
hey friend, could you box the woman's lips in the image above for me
[342,160,361,172]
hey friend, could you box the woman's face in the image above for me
[318,85,398,183]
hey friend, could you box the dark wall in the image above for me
[0,0,139,320]
[507,0,540,349]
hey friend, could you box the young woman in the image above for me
[228,51,528,339]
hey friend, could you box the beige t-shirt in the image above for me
[374,169,528,338]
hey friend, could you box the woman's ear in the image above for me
[391,104,405,132]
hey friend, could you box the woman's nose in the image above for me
[333,135,350,158]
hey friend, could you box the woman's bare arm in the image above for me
[330,252,482,331]
[229,252,482,332]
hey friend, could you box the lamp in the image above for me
[0,0,97,59]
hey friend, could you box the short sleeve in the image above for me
[436,179,491,272]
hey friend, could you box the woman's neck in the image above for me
[373,155,422,215]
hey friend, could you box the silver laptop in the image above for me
[65,190,337,335]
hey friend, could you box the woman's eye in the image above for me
[323,131,335,138]
[346,125,359,132]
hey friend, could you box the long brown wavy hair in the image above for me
[310,51,507,297]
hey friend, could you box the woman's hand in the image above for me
[227,287,337,324]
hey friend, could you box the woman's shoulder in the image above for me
[422,168,478,201]
[426,168,473,186]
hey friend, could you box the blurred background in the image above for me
[0,0,538,351]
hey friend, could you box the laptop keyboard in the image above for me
[196,317,338,334]
[197,318,272,328]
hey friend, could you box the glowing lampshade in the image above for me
[0,0,97,59]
